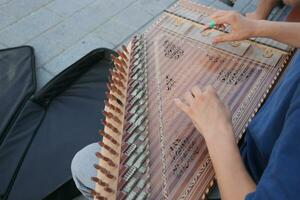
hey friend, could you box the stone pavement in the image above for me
[0,0,258,199]
[0,0,258,90]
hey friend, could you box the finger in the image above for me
[212,15,233,26]
[191,86,202,97]
[203,85,217,95]
[184,92,194,105]
[174,99,191,116]
[212,33,240,44]
[210,10,229,19]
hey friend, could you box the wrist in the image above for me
[251,20,269,37]
[204,122,235,144]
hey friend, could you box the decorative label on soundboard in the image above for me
[217,67,255,85]
[163,40,185,60]
[166,75,175,91]
[206,53,226,64]
[169,137,200,178]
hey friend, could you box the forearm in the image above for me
[205,125,256,200]
[254,20,300,47]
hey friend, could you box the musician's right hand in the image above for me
[209,11,258,44]
[174,85,234,142]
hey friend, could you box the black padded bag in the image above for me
[0,47,115,200]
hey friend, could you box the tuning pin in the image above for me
[119,57,128,68]
[96,152,117,168]
[111,85,125,98]
[93,177,111,190]
[106,92,124,107]
[91,177,109,187]
[104,186,115,194]
[104,101,123,115]
[114,70,126,81]
[103,111,122,124]
[91,190,108,200]
[122,45,129,55]
[106,83,112,92]
[99,140,118,155]
[90,189,98,197]
[117,50,128,62]
[111,54,125,69]
[93,163,116,179]
[103,110,113,119]
[115,63,127,75]
[102,120,121,135]
[109,68,113,76]
[113,78,126,90]
[99,130,120,146]
[96,196,108,200]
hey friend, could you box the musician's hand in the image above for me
[209,11,257,44]
[174,85,234,141]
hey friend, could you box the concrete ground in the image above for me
[0,0,257,90]
[0,0,258,199]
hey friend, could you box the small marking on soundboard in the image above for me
[166,75,175,91]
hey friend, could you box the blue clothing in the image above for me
[241,50,300,200]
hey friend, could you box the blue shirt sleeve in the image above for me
[245,83,300,200]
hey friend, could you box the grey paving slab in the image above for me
[0,10,17,30]
[27,33,65,67]
[0,8,62,47]
[0,0,53,20]
[94,18,137,46]
[233,0,251,12]
[36,67,55,90]
[0,0,9,5]
[47,0,94,18]
[136,0,176,16]
[242,3,257,13]
[0,43,6,49]
[113,2,155,30]
[43,34,113,76]
[211,0,233,10]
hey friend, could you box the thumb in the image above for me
[212,33,239,44]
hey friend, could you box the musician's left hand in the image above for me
[209,10,257,44]
[174,85,234,141]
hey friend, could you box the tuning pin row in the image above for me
[99,130,120,146]
[99,140,118,156]
[104,100,123,115]
[102,119,120,135]
[103,111,122,124]
[105,92,124,106]
[96,152,117,168]
[94,163,116,179]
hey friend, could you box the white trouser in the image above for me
[71,143,220,200]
